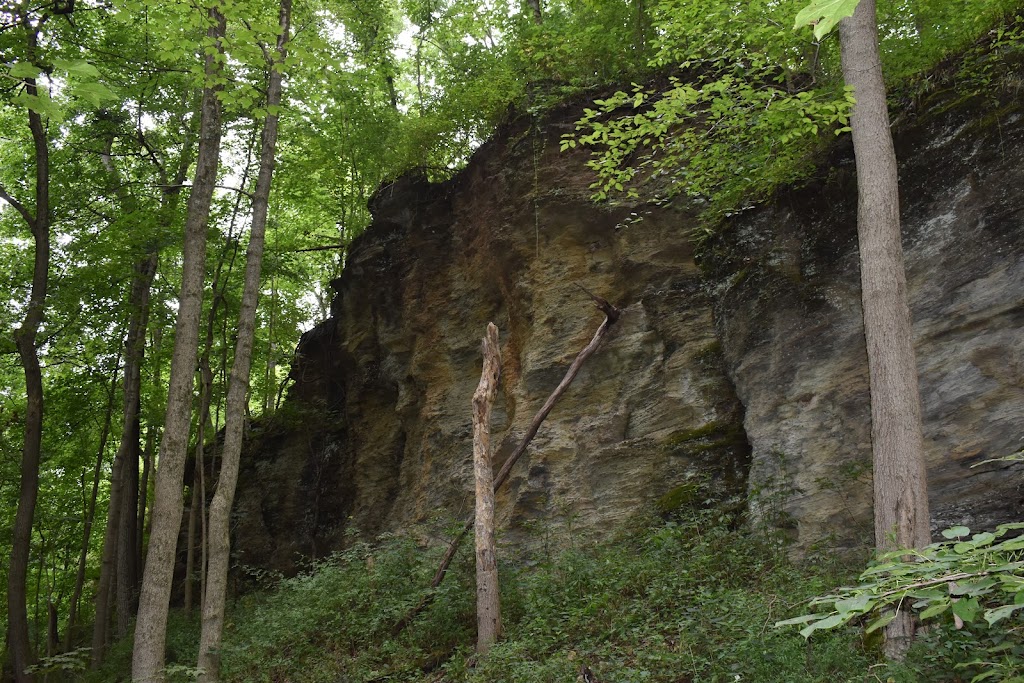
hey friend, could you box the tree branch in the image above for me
[392,290,623,635]
[0,181,35,226]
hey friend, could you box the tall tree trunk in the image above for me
[132,9,226,681]
[198,3,290,676]
[116,434,140,637]
[526,0,542,24]
[473,323,502,654]
[137,424,156,574]
[263,275,277,414]
[3,25,51,678]
[839,0,930,660]
[183,469,200,614]
[65,357,121,652]
[91,251,159,668]
[46,601,58,660]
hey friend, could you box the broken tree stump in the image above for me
[474,322,502,653]
[392,292,622,636]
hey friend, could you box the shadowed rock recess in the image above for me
[233,90,1023,578]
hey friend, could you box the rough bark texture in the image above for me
[4,51,50,682]
[473,323,502,654]
[197,3,290,678]
[840,0,930,658]
[132,11,225,682]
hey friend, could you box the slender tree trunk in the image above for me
[3,30,51,677]
[263,275,277,414]
[92,251,159,667]
[526,0,542,24]
[133,10,226,681]
[473,324,502,654]
[198,3,290,676]
[46,601,57,660]
[65,358,120,652]
[839,0,930,660]
[116,437,140,637]
[183,469,200,614]
[137,424,156,574]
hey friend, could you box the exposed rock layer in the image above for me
[234,89,1023,576]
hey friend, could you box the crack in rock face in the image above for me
[230,89,1023,580]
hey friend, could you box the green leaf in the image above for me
[835,593,871,615]
[13,92,63,121]
[865,612,896,633]
[942,526,971,540]
[52,58,100,80]
[70,82,118,108]
[774,614,820,627]
[799,613,846,638]
[983,604,1024,625]
[9,62,42,79]
[793,0,860,39]
[919,601,950,620]
[952,597,981,624]
[970,532,996,547]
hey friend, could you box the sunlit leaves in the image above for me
[793,0,860,40]
[565,0,853,223]
[7,62,43,79]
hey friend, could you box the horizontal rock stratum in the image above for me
[230,85,1022,578]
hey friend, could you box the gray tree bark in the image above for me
[132,9,226,682]
[473,323,502,654]
[839,0,930,660]
[197,2,290,678]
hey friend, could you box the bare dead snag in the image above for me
[474,323,502,653]
[392,292,622,636]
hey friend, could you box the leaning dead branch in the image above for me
[391,291,622,636]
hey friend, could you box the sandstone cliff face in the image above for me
[704,91,1024,549]
[234,90,1023,576]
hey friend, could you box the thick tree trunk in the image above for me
[839,0,930,660]
[132,10,226,682]
[473,323,502,654]
[198,3,290,676]
[4,42,51,679]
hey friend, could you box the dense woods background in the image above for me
[2,0,1023,680]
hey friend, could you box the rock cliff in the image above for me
[232,87,1023,577]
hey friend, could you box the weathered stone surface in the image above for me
[704,91,1024,550]
[233,114,749,577]
[234,87,1023,576]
